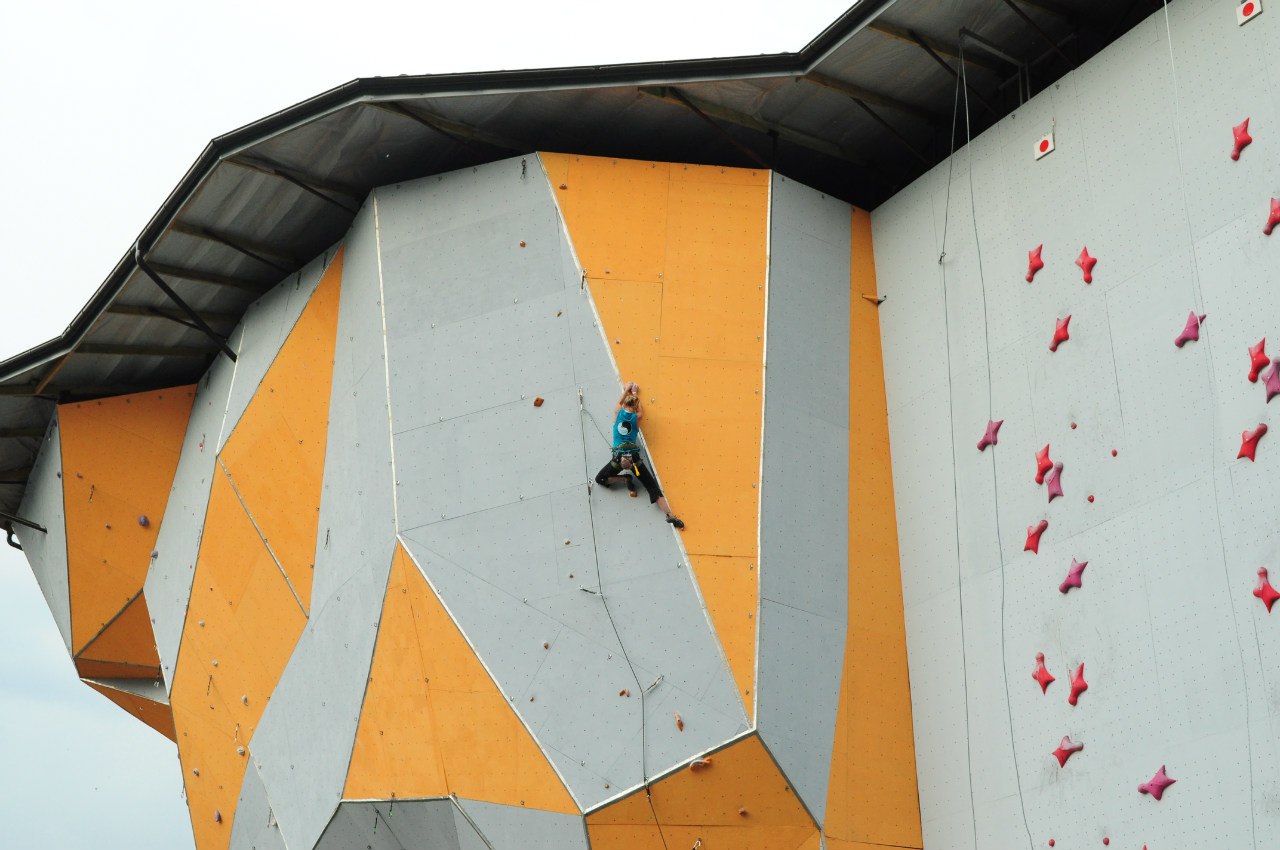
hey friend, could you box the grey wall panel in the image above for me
[218,246,336,453]
[249,541,396,850]
[310,202,397,612]
[315,802,414,850]
[315,799,480,850]
[757,174,851,824]
[145,347,237,692]
[229,760,287,850]
[16,416,71,652]
[873,1,1280,845]
[456,799,588,850]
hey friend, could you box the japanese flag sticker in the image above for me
[1035,132,1055,160]
[1239,1,1262,25]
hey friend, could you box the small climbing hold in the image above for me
[1076,246,1098,283]
[559,183,568,190]
[1046,462,1065,502]
[1048,841,1055,848]
[211,659,219,667]
[1070,422,1077,430]
[1238,423,1268,461]
[1059,559,1087,594]
[1138,765,1176,801]
[1052,735,1084,768]
[137,515,150,528]
[237,746,246,756]
[241,695,248,706]
[1087,494,1095,503]
[1025,519,1049,554]
[1254,567,1280,612]
[1026,244,1045,283]
[1050,315,1072,352]
[533,397,544,407]
[150,550,159,560]
[543,642,550,649]
[1111,449,1118,457]
[563,539,571,545]
[690,758,713,771]
[529,695,535,702]
[1232,118,1253,161]
[214,810,222,824]
[674,712,684,731]
[1249,339,1269,382]
[104,523,111,530]
[1265,198,1280,235]
[977,419,1004,452]
[1033,652,1056,693]
[1103,839,1110,846]
[619,688,630,697]
[198,620,206,627]
[1174,311,1206,347]
[614,339,620,345]
[1068,663,1088,706]
[738,807,749,817]
[1035,445,1054,484]
[519,240,527,247]
[192,768,200,777]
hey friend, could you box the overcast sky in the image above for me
[0,1,850,847]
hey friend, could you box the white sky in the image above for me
[0,2,850,847]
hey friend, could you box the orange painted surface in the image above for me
[86,681,176,741]
[823,209,921,849]
[59,386,195,654]
[586,734,818,849]
[542,153,767,717]
[171,472,308,850]
[218,249,342,614]
[74,658,162,679]
[344,544,577,813]
[76,592,160,670]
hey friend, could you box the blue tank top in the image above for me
[612,409,640,450]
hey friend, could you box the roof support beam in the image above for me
[77,342,219,359]
[135,246,238,363]
[0,509,46,534]
[0,425,45,436]
[168,223,297,273]
[801,73,943,124]
[106,303,239,328]
[0,465,32,484]
[907,30,1000,118]
[997,0,1076,69]
[227,158,362,215]
[371,102,524,153]
[144,262,265,293]
[867,22,1005,74]
[1011,0,1080,26]
[640,87,770,167]
[849,99,930,164]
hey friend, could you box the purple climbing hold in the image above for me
[1174,311,1206,348]
[1045,462,1065,502]
[1059,559,1087,594]
[138,515,150,528]
[1263,360,1280,403]
[1138,765,1176,801]
[978,419,1004,452]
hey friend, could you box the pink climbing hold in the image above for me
[1254,567,1280,612]
[1248,339,1268,382]
[1050,315,1071,352]
[1076,246,1097,283]
[1238,423,1268,461]
[1232,118,1253,161]
[1052,735,1084,768]
[1033,652,1056,693]
[1035,445,1054,484]
[1059,558,1087,594]
[1027,244,1045,283]
[1174,311,1206,347]
[1068,662,1088,706]
[1045,462,1065,502]
[1266,198,1280,236]
[1264,360,1280,402]
[978,419,1004,451]
[1025,519,1049,554]
[1138,765,1176,801]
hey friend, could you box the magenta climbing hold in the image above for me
[1238,423,1268,461]
[1068,662,1088,706]
[1248,339,1268,382]
[1076,247,1097,283]
[1059,558,1087,594]
[1233,118,1253,161]
[1052,735,1084,767]
[1050,315,1071,352]
[1254,567,1280,612]
[1035,445,1054,484]
[1266,198,1280,236]
[1138,765,1176,801]
[1045,462,1065,502]
[1174,311,1206,347]
[978,419,1004,451]
[1026,244,1045,283]
[1025,519,1049,554]
[1033,652,1056,693]
[1264,360,1280,402]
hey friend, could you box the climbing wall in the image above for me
[872,1,1280,847]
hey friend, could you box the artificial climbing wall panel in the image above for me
[872,1,1280,847]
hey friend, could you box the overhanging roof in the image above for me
[0,0,1166,525]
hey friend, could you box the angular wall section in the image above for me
[16,417,71,651]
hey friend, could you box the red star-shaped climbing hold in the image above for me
[1249,339,1268,383]
[1068,662,1088,706]
[1033,652,1055,693]
[1052,735,1084,768]
[1076,246,1097,284]
[1035,444,1054,484]
[1050,315,1071,352]
[1138,765,1176,801]
[1025,519,1049,554]
[1255,567,1280,612]
[1238,423,1268,461]
[978,419,1003,451]
[1266,198,1280,236]
[1232,118,1253,161]
[1026,244,1045,283]
[1059,558,1087,594]
[1175,311,1206,348]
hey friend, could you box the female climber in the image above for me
[594,382,685,529]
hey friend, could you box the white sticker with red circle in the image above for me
[1239,0,1263,24]
[1035,132,1055,160]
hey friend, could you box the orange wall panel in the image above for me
[76,591,160,670]
[344,544,577,814]
[823,209,921,849]
[59,386,195,654]
[86,681,176,741]
[541,152,767,717]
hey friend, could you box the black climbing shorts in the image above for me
[595,452,663,503]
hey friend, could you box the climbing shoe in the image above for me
[627,476,638,497]
[665,515,685,529]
